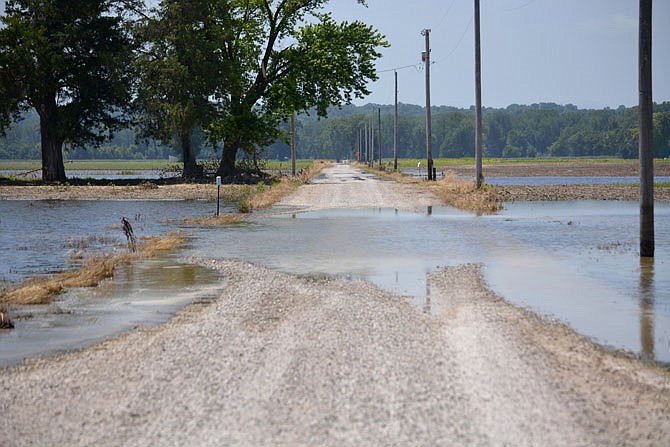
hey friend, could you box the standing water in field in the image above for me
[0,199,231,366]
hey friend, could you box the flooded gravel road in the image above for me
[1,163,669,445]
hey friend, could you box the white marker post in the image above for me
[216,176,222,216]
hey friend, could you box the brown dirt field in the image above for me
[441,160,670,177]
[1,161,669,204]
[498,184,670,202]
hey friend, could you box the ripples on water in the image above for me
[0,200,224,283]
[185,201,670,363]
[1,199,669,365]
[0,200,229,366]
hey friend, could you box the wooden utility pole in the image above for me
[370,112,375,168]
[378,108,382,169]
[474,0,484,189]
[422,28,433,180]
[639,0,654,257]
[394,70,399,171]
[364,123,368,164]
[291,111,296,176]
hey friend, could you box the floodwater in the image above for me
[183,201,670,363]
[0,169,176,180]
[0,199,231,283]
[1,198,669,365]
[0,199,231,366]
[1,258,224,366]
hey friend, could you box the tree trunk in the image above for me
[38,97,66,183]
[217,137,240,179]
[181,129,199,179]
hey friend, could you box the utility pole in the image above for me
[378,108,382,169]
[291,111,296,176]
[359,128,362,161]
[370,112,375,168]
[474,0,484,189]
[394,70,399,171]
[364,123,368,164]
[422,29,433,180]
[639,0,654,257]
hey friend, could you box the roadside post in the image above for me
[216,176,221,216]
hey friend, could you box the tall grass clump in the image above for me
[427,172,501,214]
[0,233,186,311]
[243,160,329,211]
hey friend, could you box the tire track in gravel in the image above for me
[278,163,438,212]
[1,163,669,446]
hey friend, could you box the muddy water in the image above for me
[0,199,232,283]
[0,200,230,366]
[185,201,670,363]
[2,199,669,365]
[0,169,177,180]
[1,258,224,366]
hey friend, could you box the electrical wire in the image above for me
[504,0,538,12]
[377,63,421,74]
[433,14,474,65]
[433,0,458,29]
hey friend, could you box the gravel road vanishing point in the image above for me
[2,163,669,446]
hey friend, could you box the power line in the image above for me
[434,14,474,65]
[377,63,420,74]
[504,0,538,12]
[433,0,458,29]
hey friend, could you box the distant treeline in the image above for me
[0,110,211,161]
[3,102,670,161]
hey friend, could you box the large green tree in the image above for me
[134,0,229,179]
[209,0,387,181]
[0,0,138,181]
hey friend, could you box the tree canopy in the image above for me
[0,0,139,181]
[205,0,388,180]
[133,0,229,179]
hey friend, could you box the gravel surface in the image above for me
[2,163,669,446]
[278,163,439,211]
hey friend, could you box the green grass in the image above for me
[3,157,665,173]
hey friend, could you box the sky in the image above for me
[2,0,668,109]
[324,0,670,109]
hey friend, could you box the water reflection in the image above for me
[184,202,670,363]
[3,200,670,365]
[424,275,432,315]
[0,258,225,367]
[639,258,655,360]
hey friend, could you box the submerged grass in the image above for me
[0,233,186,309]
[178,214,245,226]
